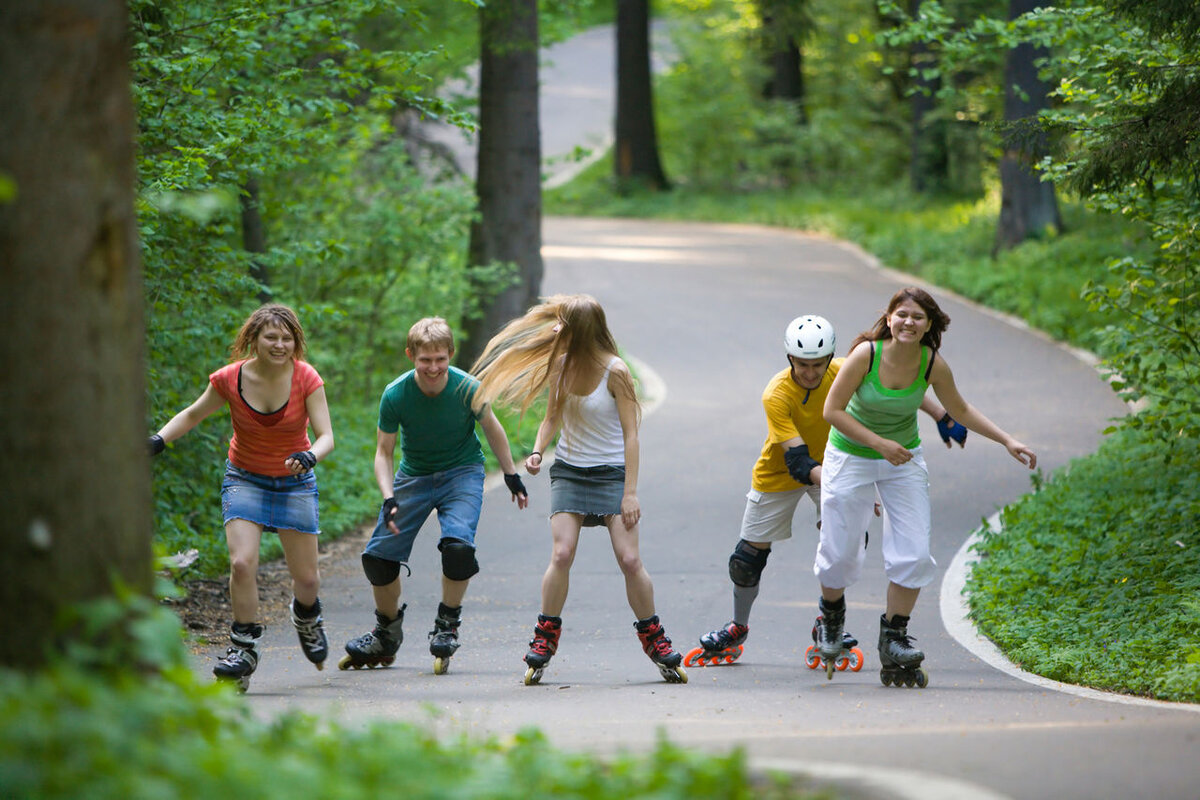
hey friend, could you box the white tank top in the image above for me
[555,357,625,467]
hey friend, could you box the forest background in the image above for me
[1,0,1197,796]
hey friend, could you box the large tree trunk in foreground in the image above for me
[0,0,151,669]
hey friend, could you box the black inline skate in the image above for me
[813,596,848,679]
[683,620,749,667]
[878,613,928,688]
[213,622,264,692]
[428,602,462,675]
[523,614,562,685]
[635,615,688,684]
[338,604,405,670]
[290,597,328,670]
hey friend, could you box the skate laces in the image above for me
[640,624,675,658]
[293,614,325,646]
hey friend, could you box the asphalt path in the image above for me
[195,24,1200,800]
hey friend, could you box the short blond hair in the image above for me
[406,317,455,355]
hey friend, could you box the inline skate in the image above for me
[339,604,405,670]
[290,597,328,670]
[878,613,928,688]
[683,620,748,667]
[428,602,462,675]
[635,615,688,684]
[213,622,264,692]
[523,614,562,685]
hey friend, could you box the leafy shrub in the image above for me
[967,426,1200,702]
[0,595,829,800]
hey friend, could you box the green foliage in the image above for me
[967,426,1200,703]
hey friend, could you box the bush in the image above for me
[967,426,1200,703]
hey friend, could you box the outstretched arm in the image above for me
[152,383,227,450]
[927,356,1036,469]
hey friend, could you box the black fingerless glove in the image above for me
[783,444,820,485]
[504,472,528,498]
[381,496,399,524]
[148,434,165,457]
[288,450,317,470]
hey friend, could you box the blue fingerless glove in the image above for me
[937,413,967,447]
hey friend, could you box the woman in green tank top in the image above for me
[811,287,1038,687]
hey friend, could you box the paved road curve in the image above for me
[227,216,1198,800]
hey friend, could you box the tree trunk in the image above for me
[614,0,669,192]
[0,0,151,669]
[909,0,947,193]
[760,0,806,121]
[994,0,1062,254]
[241,178,271,303]
[460,0,543,367]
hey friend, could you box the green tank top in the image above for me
[829,341,929,459]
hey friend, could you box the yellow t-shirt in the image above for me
[750,358,843,493]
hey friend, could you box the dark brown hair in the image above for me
[851,287,950,352]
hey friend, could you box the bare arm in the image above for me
[525,363,565,476]
[823,342,914,466]
[610,360,641,530]
[286,385,335,474]
[154,383,227,443]
[927,356,1037,469]
[479,405,529,509]
[374,429,401,532]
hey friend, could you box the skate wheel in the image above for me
[433,656,450,675]
[914,667,929,688]
[834,652,851,671]
[523,666,543,686]
[847,647,864,672]
[672,665,688,684]
[804,645,820,669]
[682,647,706,668]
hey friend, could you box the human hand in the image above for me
[504,473,529,509]
[148,434,165,457]
[525,451,543,476]
[620,493,641,530]
[1007,440,1037,470]
[381,496,400,534]
[937,413,968,448]
[878,440,913,466]
[286,450,317,473]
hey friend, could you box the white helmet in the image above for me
[785,315,836,359]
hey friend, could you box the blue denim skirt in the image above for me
[221,461,319,534]
[549,460,625,527]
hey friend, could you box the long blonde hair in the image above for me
[471,294,640,424]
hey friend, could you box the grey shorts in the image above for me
[739,484,821,544]
[549,460,625,527]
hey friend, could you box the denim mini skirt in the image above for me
[549,460,625,527]
[220,461,319,534]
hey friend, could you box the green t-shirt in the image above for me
[378,366,484,476]
[829,342,928,459]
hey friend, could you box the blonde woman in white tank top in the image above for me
[471,294,688,685]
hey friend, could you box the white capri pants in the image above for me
[814,445,936,589]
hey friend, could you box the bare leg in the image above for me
[372,579,402,618]
[442,577,469,608]
[541,513,582,616]
[886,582,920,621]
[277,529,320,606]
[607,515,655,620]
[224,519,264,623]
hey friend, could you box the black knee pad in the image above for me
[439,539,479,581]
[728,539,771,587]
[361,553,401,586]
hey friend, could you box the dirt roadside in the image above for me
[163,525,370,652]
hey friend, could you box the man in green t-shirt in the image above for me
[339,318,529,675]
